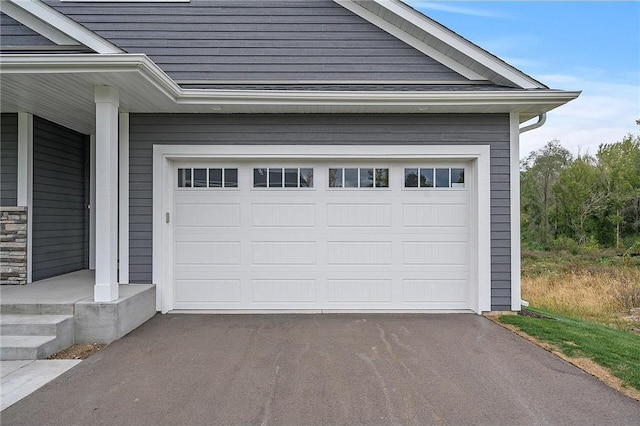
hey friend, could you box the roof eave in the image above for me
[0,54,580,134]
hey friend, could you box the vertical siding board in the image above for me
[0,114,19,206]
[128,113,511,309]
[44,0,467,82]
[32,117,88,281]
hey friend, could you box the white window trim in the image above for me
[153,144,491,314]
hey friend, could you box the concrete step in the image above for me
[0,335,59,360]
[0,315,75,360]
[0,314,74,337]
[0,303,75,315]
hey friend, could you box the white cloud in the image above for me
[520,78,640,158]
[407,1,507,18]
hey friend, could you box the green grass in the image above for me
[521,248,640,278]
[499,308,640,392]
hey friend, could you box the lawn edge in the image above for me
[484,315,640,402]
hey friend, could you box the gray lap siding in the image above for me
[32,117,89,281]
[1,113,18,206]
[0,13,56,47]
[45,0,465,82]
[128,113,511,310]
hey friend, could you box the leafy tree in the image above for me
[521,140,573,247]
[553,155,607,245]
[597,134,640,247]
[521,122,640,250]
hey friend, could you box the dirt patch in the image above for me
[47,343,107,360]
[518,310,556,320]
[486,316,640,402]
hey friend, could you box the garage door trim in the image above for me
[152,145,491,313]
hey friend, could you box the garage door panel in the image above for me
[403,241,468,265]
[175,279,241,303]
[174,267,247,277]
[400,233,469,242]
[403,279,467,302]
[395,301,469,310]
[403,203,468,228]
[251,279,317,302]
[251,203,316,228]
[401,270,469,279]
[327,241,392,265]
[252,241,316,265]
[327,204,392,228]
[174,231,243,241]
[175,204,240,228]
[326,279,393,302]
[176,241,241,265]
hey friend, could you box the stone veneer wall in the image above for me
[1,206,27,284]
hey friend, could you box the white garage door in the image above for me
[172,161,470,311]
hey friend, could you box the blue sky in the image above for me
[404,1,640,158]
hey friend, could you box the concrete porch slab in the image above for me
[0,270,95,315]
[1,270,157,344]
[75,285,156,343]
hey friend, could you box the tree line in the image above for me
[521,121,640,251]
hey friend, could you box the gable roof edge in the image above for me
[2,0,122,54]
[334,0,486,82]
[335,0,545,89]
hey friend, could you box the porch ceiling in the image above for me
[0,54,580,135]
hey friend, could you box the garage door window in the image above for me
[253,168,314,188]
[404,167,465,189]
[329,168,389,188]
[178,168,238,188]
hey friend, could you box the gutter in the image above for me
[519,113,547,133]
[0,54,581,112]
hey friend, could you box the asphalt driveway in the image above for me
[2,314,639,425]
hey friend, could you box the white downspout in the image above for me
[519,113,546,134]
[516,112,546,310]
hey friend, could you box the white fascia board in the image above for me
[0,54,580,112]
[0,1,78,45]
[339,0,544,89]
[5,0,122,53]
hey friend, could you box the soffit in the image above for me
[0,72,577,135]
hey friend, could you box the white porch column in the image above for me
[94,86,119,301]
[89,135,96,270]
[17,112,33,283]
[118,113,129,284]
